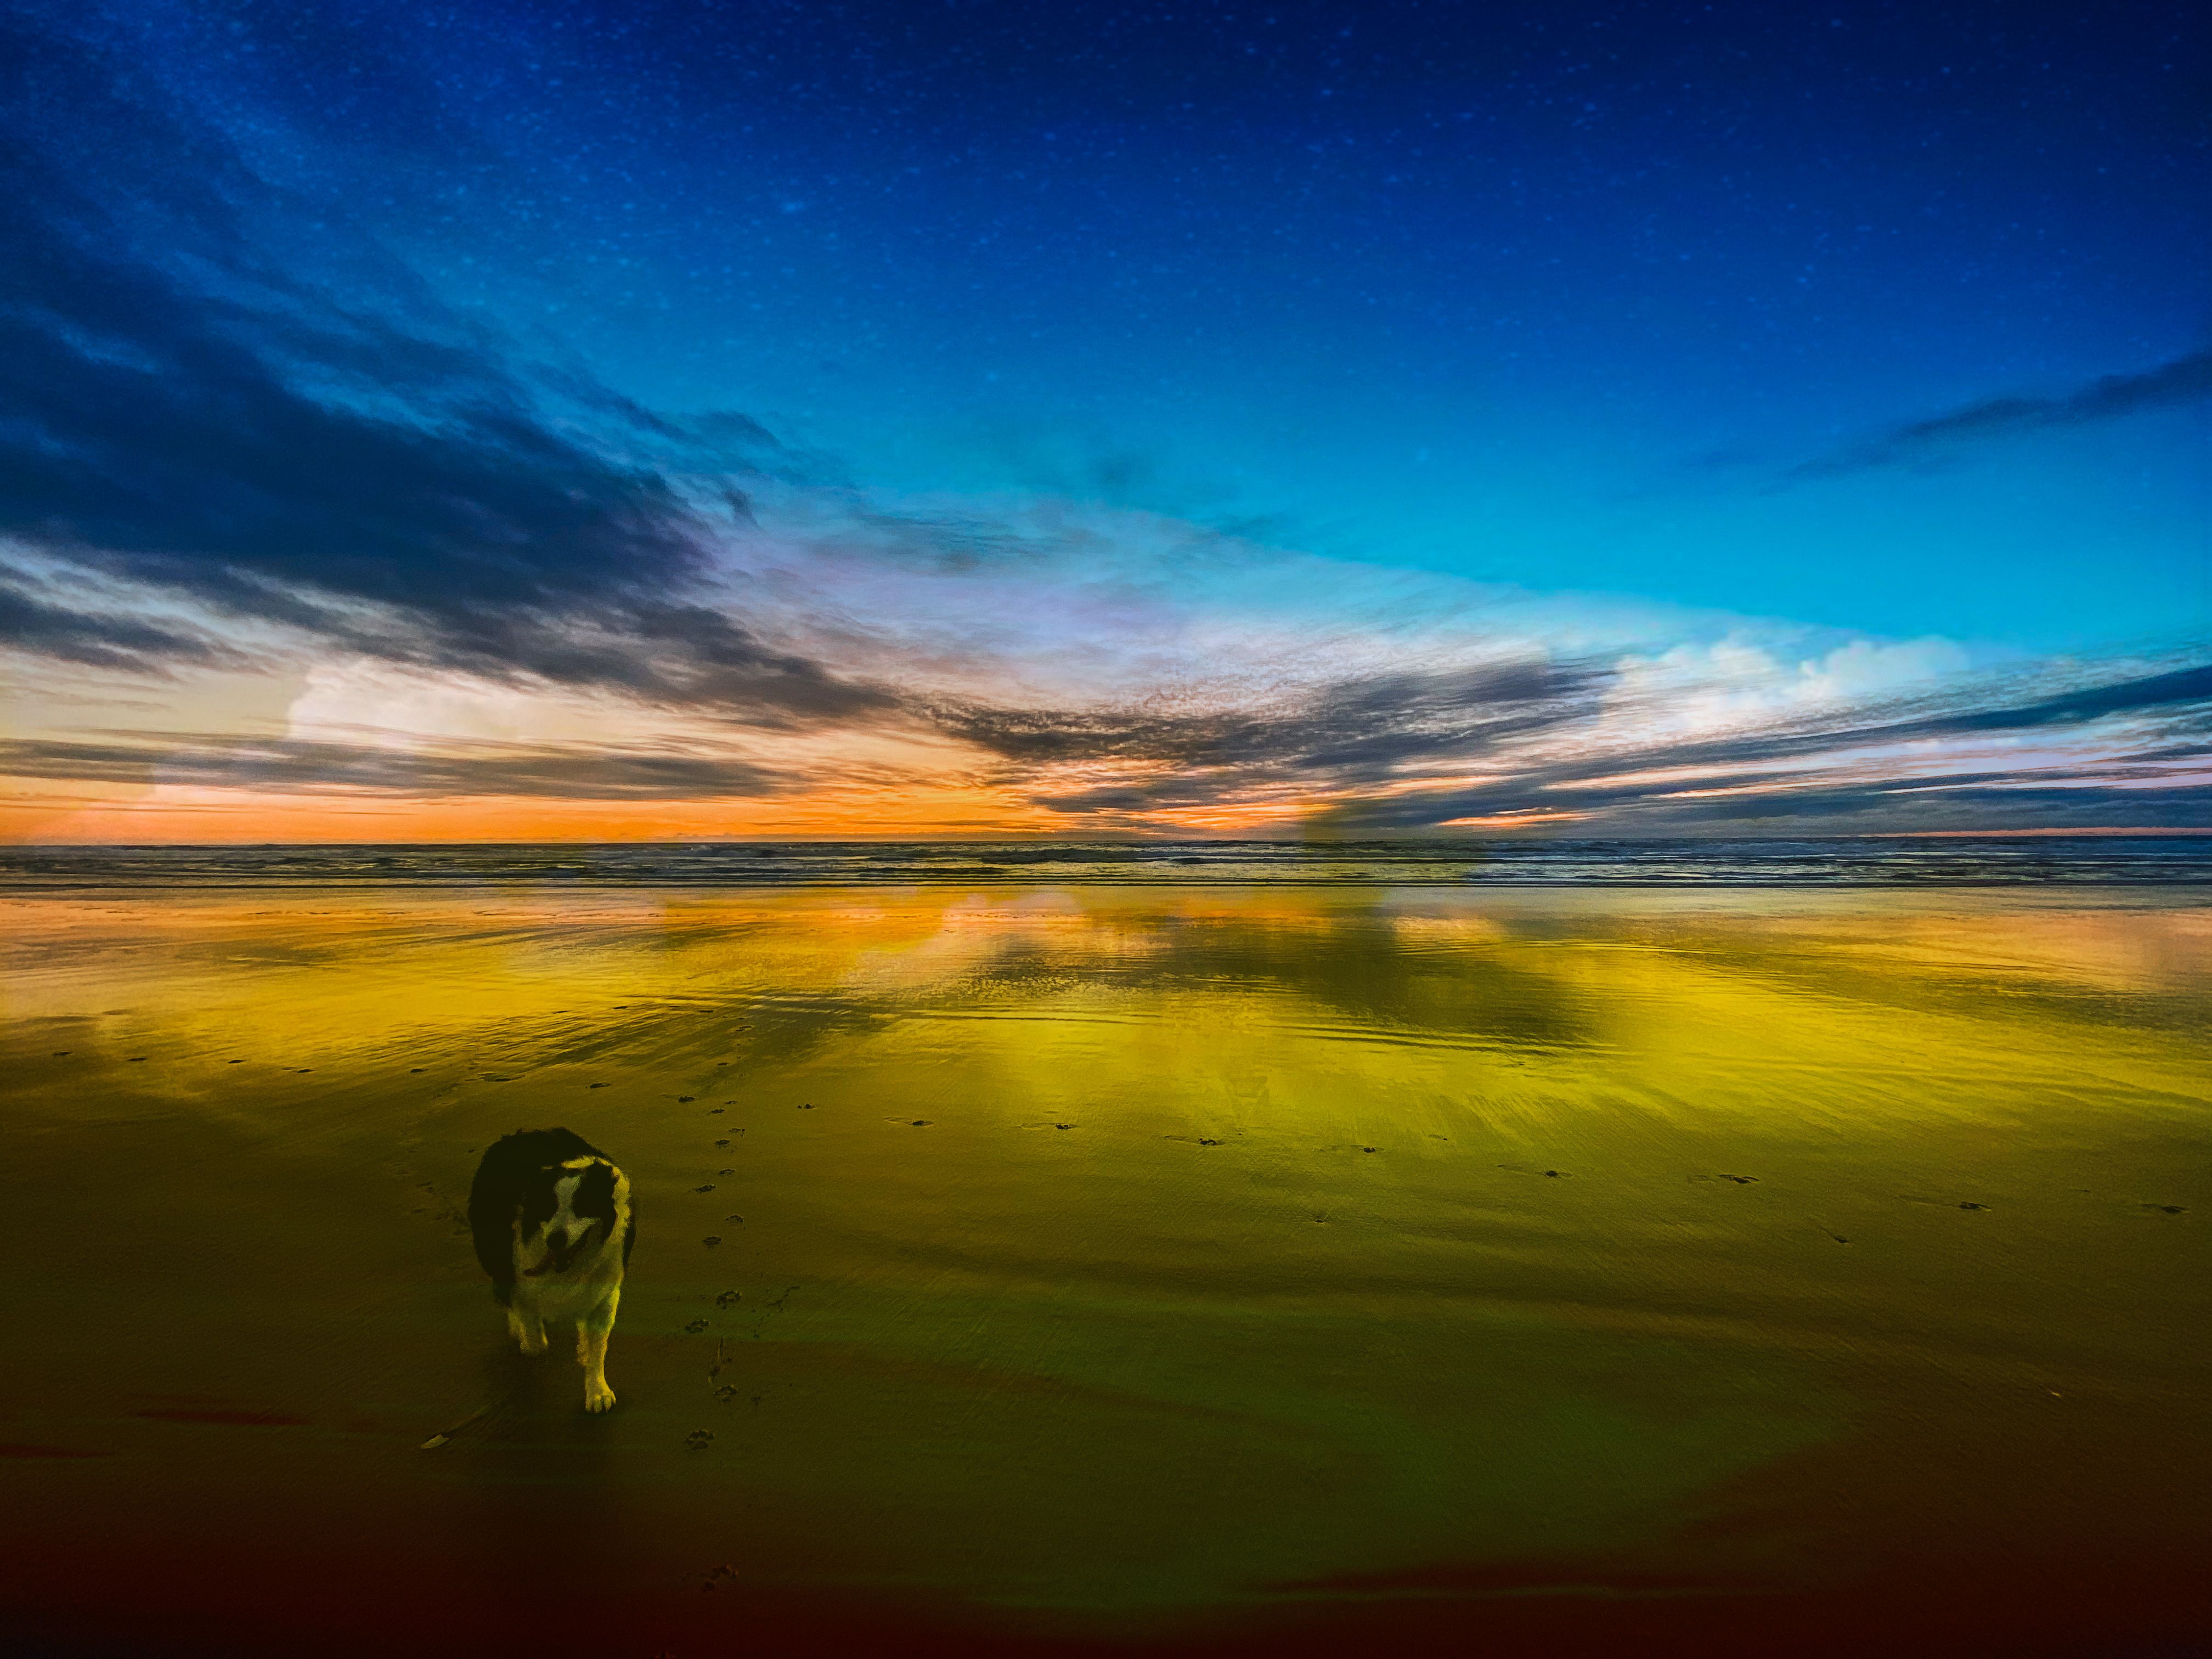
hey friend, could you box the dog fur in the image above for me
[467,1128,634,1412]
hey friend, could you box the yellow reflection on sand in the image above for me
[3,883,2207,1627]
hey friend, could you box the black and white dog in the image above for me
[468,1128,634,1412]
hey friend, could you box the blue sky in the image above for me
[2,0,2207,838]
[177,0,2207,642]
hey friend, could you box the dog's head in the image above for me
[517,1155,624,1277]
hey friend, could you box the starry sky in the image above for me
[3,0,2207,840]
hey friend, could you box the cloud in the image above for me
[1792,349,2212,478]
[0,734,793,800]
[1602,636,1971,742]
[0,573,239,672]
[945,648,2211,836]
[942,661,1597,767]
[1891,661,2212,735]
[1592,778,2212,836]
[1575,657,2212,780]
[0,15,893,725]
[1269,657,2212,836]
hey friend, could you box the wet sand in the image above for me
[3,884,2208,1656]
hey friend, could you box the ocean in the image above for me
[3,833,2209,888]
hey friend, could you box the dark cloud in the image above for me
[2123,741,2212,764]
[1795,351,2212,478]
[1602,780,2212,836]
[0,578,238,672]
[1259,768,2211,839]
[945,660,1606,785]
[1895,661,2212,734]
[0,15,891,724]
[0,735,791,800]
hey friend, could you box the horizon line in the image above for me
[4,828,2210,849]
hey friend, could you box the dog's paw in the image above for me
[583,1379,617,1413]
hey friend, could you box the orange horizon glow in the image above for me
[5,785,2204,845]
[0,780,1392,843]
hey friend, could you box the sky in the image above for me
[2,0,2207,840]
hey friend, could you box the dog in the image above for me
[467,1128,634,1412]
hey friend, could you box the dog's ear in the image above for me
[572,1160,618,1233]
[467,1148,525,1304]
[568,1158,633,1263]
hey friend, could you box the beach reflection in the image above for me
[2,885,2207,1650]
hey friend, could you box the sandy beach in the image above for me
[4,882,2208,1655]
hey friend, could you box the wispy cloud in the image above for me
[0,734,795,800]
[936,662,1605,774]
[0,575,240,672]
[1793,350,2212,479]
[892,644,2210,837]
[1211,656,2212,837]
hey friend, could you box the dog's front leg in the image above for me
[507,1300,548,1356]
[577,1288,619,1413]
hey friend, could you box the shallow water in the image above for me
[4,883,2209,1656]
